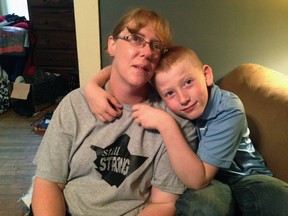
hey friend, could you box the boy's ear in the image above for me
[107,36,115,56]
[203,65,214,86]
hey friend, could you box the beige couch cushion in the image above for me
[220,64,288,183]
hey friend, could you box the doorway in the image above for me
[0,0,29,19]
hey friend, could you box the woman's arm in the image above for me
[138,187,178,216]
[32,177,66,216]
[84,66,122,122]
[132,104,218,189]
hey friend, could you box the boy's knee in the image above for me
[176,181,234,216]
[231,175,288,215]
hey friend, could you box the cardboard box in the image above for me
[10,74,67,117]
[10,83,55,117]
[10,82,30,100]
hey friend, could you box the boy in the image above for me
[85,45,288,215]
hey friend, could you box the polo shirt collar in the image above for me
[198,84,222,120]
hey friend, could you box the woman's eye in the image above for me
[151,43,161,51]
[131,35,142,43]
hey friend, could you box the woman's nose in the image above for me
[141,43,153,58]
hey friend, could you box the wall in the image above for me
[0,0,29,18]
[0,1,7,15]
[74,0,101,86]
[99,0,288,82]
[2,1,287,85]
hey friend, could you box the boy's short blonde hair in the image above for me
[155,45,203,75]
[111,8,172,46]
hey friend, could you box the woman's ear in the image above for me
[203,65,214,86]
[107,36,116,56]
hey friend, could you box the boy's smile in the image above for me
[155,55,213,120]
[181,101,198,113]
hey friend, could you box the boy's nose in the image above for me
[179,93,190,105]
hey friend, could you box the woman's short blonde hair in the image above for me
[111,8,172,46]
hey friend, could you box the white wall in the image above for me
[0,0,29,19]
[74,0,101,86]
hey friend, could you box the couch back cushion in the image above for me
[220,63,288,183]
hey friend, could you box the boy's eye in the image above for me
[165,91,174,98]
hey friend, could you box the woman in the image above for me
[31,8,197,216]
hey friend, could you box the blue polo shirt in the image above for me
[195,85,272,184]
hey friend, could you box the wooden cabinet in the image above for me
[27,0,78,84]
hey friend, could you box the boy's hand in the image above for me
[84,65,122,123]
[132,104,172,130]
[85,82,122,122]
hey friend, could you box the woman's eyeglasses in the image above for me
[116,34,168,55]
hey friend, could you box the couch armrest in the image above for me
[220,63,288,183]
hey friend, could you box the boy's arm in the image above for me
[84,66,122,122]
[32,177,66,216]
[132,104,218,189]
[138,186,178,216]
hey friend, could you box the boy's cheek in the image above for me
[165,101,180,115]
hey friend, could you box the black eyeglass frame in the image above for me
[116,34,168,55]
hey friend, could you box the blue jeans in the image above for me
[230,174,288,216]
[176,180,235,216]
[176,175,288,216]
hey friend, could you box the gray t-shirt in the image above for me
[34,88,197,216]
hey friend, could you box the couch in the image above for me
[220,63,288,183]
[20,63,288,215]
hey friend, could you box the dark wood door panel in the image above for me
[29,8,76,31]
[35,50,78,67]
[28,0,74,8]
[34,31,77,49]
